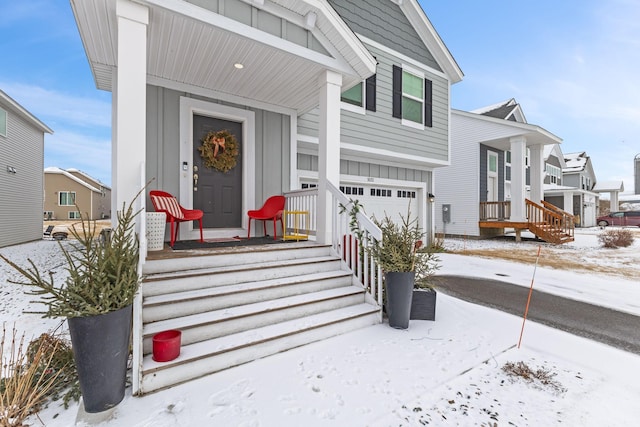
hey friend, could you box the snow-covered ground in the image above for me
[1,228,639,426]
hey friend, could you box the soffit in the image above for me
[71,0,376,113]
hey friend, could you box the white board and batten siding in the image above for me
[433,112,482,238]
[145,86,291,212]
[0,93,51,248]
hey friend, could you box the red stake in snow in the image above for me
[518,245,542,349]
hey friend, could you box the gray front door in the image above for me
[192,114,243,228]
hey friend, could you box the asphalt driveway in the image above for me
[432,275,640,355]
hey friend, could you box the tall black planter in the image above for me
[67,305,133,413]
[385,272,414,329]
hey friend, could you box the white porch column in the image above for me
[610,191,619,211]
[509,136,527,222]
[316,70,342,244]
[529,145,544,204]
[113,0,148,219]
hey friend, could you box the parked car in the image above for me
[597,211,640,227]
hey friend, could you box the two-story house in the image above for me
[71,0,462,396]
[44,167,111,220]
[543,147,599,227]
[0,89,53,248]
[434,99,573,243]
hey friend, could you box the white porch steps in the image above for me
[139,243,380,394]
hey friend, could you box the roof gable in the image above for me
[45,167,101,193]
[327,0,462,82]
[472,98,527,123]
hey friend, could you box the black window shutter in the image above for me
[365,74,376,112]
[392,65,402,118]
[424,78,433,127]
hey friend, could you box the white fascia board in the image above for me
[0,89,53,134]
[46,168,101,193]
[143,0,356,76]
[453,109,562,145]
[399,0,464,83]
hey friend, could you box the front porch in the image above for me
[479,200,575,244]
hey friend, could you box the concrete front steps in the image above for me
[138,242,380,394]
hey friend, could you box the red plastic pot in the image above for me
[152,330,182,362]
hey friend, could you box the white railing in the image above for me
[132,162,146,395]
[326,183,384,308]
[283,188,318,237]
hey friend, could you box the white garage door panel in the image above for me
[341,184,421,226]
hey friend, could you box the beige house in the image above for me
[44,167,111,220]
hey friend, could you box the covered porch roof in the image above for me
[452,109,562,150]
[71,0,377,113]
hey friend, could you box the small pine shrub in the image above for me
[598,228,634,248]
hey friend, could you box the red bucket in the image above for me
[152,330,182,362]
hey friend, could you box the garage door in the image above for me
[338,182,422,227]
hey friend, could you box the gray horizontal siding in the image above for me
[298,44,450,162]
[0,101,44,247]
[298,153,430,184]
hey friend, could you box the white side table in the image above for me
[146,212,166,251]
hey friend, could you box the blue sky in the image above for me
[1,1,638,193]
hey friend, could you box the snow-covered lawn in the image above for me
[1,227,639,426]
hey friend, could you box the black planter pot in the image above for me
[67,305,133,413]
[384,272,414,329]
[410,289,437,321]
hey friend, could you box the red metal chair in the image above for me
[247,195,285,240]
[149,190,204,247]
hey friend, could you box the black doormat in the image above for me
[171,236,293,250]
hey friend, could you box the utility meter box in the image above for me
[442,204,451,224]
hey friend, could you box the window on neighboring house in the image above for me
[505,151,512,182]
[68,211,81,219]
[392,65,432,128]
[340,75,377,113]
[59,191,76,206]
[0,107,7,137]
[546,164,562,184]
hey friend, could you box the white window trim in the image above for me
[400,64,425,129]
[59,191,76,206]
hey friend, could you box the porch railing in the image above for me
[479,201,511,220]
[327,183,383,307]
[283,188,317,237]
[526,199,574,244]
[283,185,384,308]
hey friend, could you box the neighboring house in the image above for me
[72,0,462,395]
[434,99,573,243]
[44,167,111,220]
[592,180,624,214]
[0,89,53,248]
[552,151,599,227]
[542,144,599,227]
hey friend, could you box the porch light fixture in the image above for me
[234,63,244,69]
[428,193,435,203]
[6,166,16,174]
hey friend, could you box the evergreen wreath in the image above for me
[198,129,240,173]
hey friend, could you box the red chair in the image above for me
[247,195,285,240]
[149,190,204,247]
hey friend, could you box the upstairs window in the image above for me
[0,107,6,137]
[59,191,76,206]
[392,65,433,128]
[340,75,377,113]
